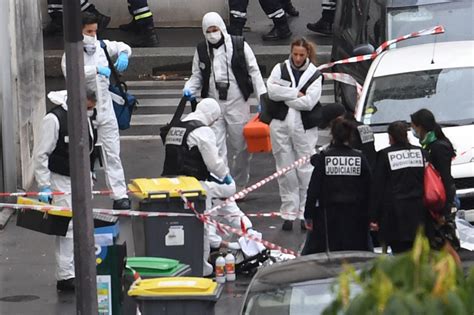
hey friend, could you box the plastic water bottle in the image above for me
[225,251,236,282]
[215,255,226,284]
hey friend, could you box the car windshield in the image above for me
[242,278,361,315]
[361,67,474,127]
[387,1,474,47]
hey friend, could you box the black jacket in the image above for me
[425,139,456,215]
[304,144,371,254]
[370,143,427,243]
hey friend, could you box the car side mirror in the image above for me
[352,44,375,56]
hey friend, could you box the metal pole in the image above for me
[62,1,98,314]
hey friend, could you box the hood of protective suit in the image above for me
[201,12,228,36]
[183,98,221,126]
[47,90,68,110]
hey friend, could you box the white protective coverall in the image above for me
[181,98,253,276]
[267,59,322,220]
[184,12,266,188]
[34,91,94,281]
[61,39,131,201]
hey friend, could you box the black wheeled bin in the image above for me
[129,177,207,276]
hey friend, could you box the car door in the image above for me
[332,0,373,111]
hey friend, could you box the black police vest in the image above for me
[270,63,323,126]
[48,106,97,176]
[162,120,210,181]
[196,35,254,101]
[321,145,367,205]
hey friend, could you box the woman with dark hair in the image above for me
[410,108,459,250]
[267,37,322,231]
[369,121,427,253]
[302,117,371,254]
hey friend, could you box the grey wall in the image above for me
[0,0,46,190]
[39,0,228,28]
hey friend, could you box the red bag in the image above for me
[423,163,446,213]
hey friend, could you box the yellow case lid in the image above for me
[128,277,217,297]
[128,176,206,200]
[17,197,72,218]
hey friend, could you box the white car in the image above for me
[355,41,474,214]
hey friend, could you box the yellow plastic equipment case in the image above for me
[129,177,207,276]
[128,277,222,315]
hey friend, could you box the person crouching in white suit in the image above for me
[162,98,253,276]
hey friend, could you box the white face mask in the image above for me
[83,34,97,55]
[205,31,222,45]
[87,109,95,117]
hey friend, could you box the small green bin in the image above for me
[123,257,191,314]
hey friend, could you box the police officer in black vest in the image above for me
[34,89,98,292]
[317,103,376,171]
[303,117,371,254]
[369,121,427,253]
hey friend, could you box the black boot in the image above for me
[86,7,111,31]
[282,220,293,231]
[57,278,75,292]
[262,17,292,41]
[43,16,63,36]
[131,27,159,47]
[284,2,299,17]
[113,198,131,210]
[228,17,246,36]
[306,18,333,36]
[119,19,141,33]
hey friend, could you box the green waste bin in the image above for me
[128,277,223,315]
[129,177,207,276]
[95,223,126,315]
[123,257,191,314]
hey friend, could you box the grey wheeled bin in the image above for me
[128,277,222,315]
[129,177,207,276]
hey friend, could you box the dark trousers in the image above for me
[126,0,154,26]
[47,0,94,18]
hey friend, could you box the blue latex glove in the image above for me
[183,88,195,101]
[97,66,111,78]
[223,174,234,185]
[114,52,129,72]
[39,186,53,204]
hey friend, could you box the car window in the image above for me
[361,67,474,127]
[243,279,361,315]
[387,1,474,47]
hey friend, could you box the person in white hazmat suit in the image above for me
[162,98,253,276]
[61,12,132,210]
[267,38,322,231]
[34,90,97,292]
[183,12,266,190]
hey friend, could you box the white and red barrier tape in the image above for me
[180,193,298,256]
[317,25,444,72]
[0,202,296,219]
